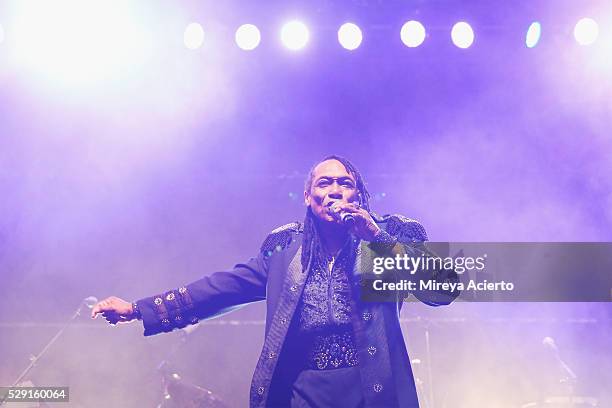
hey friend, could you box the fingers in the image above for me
[90,297,118,319]
[332,201,361,214]
[102,311,120,325]
[101,311,129,325]
[336,203,379,240]
[333,203,369,223]
[91,296,135,327]
[91,301,105,319]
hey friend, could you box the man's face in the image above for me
[304,159,358,224]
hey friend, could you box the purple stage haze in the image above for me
[0,0,611,407]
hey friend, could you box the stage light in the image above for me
[235,24,261,50]
[525,22,541,48]
[338,22,362,50]
[281,21,309,50]
[9,1,151,86]
[451,22,474,49]
[184,23,204,50]
[400,20,426,48]
[574,18,598,46]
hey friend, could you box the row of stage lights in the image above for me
[184,18,601,51]
[0,18,600,51]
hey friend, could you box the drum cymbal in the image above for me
[159,372,228,408]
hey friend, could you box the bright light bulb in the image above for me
[574,18,598,46]
[184,23,204,50]
[235,24,261,51]
[400,21,426,48]
[525,22,541,48]
[338,22,362,50]
[451,22,474,49]
[281,21,309,50]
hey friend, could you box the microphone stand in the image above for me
[424,322,435,408]
[157,330,191,405]
[558,357,577,407]
[544,337,578,408]
[0,299,90,406]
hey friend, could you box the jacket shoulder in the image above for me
[376,213,428,243]
[260,222,303,256]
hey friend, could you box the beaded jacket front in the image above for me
[298,241,355,333]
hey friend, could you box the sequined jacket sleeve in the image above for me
[135,223,300,337]
[373,214,460,306]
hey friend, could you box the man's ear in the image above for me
[304,190,311,207]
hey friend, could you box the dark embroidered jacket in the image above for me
[136,215,458,408]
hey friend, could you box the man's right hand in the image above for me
[91,296,137,325]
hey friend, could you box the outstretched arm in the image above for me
[91,251,269,336]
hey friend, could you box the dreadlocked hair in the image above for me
[301,155,371,273]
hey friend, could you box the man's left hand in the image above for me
[331,202,381,241]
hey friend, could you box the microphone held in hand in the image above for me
[330,202,356,226]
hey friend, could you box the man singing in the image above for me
[92,155,457,407]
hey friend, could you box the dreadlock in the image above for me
[301,155,371,273]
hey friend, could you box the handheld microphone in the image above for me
[330,202,356,226]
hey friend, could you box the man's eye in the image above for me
[317,181,330,187]
[341,182,355,188]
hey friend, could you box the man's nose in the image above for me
[328,183,343,199]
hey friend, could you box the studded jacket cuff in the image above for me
[137,286,197,336]
[131,301,142,321]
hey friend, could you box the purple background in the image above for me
[1,0,611,406]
